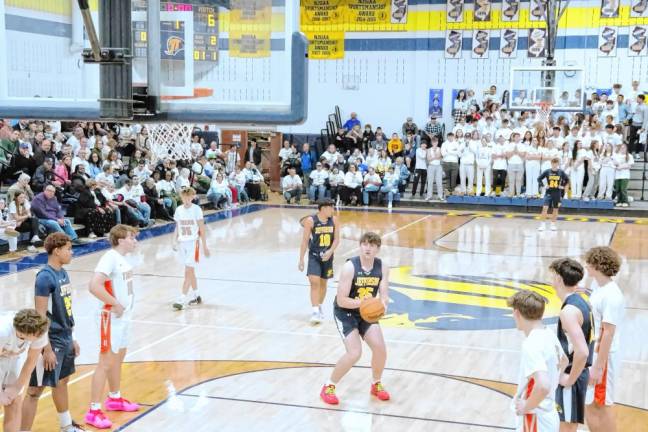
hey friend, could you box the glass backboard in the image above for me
[509,66,585,112]
[0,0,306,124]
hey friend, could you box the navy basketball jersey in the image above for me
[308,214,335,256]
[35,265,74,335]
[348,256,382,301]
[557,293,594,372]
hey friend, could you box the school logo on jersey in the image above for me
[164,36,185,56]
[381,266,561,330]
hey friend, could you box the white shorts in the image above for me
[97,295,134,354]
[0,355,23,388]
[178,240,199,268]
[515,409,559,432]
[586,351,619,406]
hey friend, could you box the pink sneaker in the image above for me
[104,396,140,412]
[84,409,112,429]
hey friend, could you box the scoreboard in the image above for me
[133,1,219,63]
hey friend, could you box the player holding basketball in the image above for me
[299,198,339,324]
[0,309,49,432]
[21,233,84,432]
[549,258,594,432]
[172,187,210,311]
[509,290,566,432]
[320,232,390,405]
[84,225,140,430]
[584,247,625,432]
[537,157,569,231]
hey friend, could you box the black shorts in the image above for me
[29,333,76,388]
[333,306,375,338]
[556,368,589,424]
[307,253,334,280]
[543,191,562,210]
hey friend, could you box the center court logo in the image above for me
[381,266,562,330]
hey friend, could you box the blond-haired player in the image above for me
[172,187,210,310]
[84,225,140,430]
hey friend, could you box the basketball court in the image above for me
[1,205,647,431]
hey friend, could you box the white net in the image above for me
[148,123,193,162]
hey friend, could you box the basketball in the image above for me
[359,297,385,323]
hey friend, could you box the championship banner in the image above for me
[447,0,464,23]
[629,26,648,56]
[529,0,546,21]
[500,29,517,59]
[598,26,617,57]
[473,0,491,22]
[301,0,345,28]
[445,30,463,59]
[346,0,408,30]
[306,32,345,60]
[391,0,408,23]
[472,30,489,58]
[527,28,547,58]
[600,0,619,18]
[631,0,648,17]
[229,0,271,58]
[501,0,519,21]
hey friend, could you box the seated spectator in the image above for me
[362,167,382,206]
[347,149,364,168]
[72,148,90,173]
[205,141,223,161]
[328,167,345,206]
[0,129,20,165]
[381,166,401,209]
[229,166,249,203]
[128,149,146,171]
[341,163,363,206]
[309,162,328,202]
[207,171,233,209]
[30,185,79,241]
[7,192,41,251]
[95,163,116,189]
[0,198,19,253]
[72,179,115,238]
[191,155,212,193]
[7,173,34,202]
[371,132,388,153]
[387,133,403,159]
[402,117,419,136]
[176,167,191,191]
[133,159,152,183]
[115,179,151,227]
[87,152,103,178]
[345,124,363,152]
[242,162,264,201]
[53,155,72,188]
[33,139,56,166]
[155,170,178,214]
[362,124,375,153]
[343,112,360,131]
[321,144,340,167]
[365,148,379,170]
[392,156,410,193]
[282,166,303,204]
[130,175,153,223]
[71,164,90,184]
[424,115,445,144]
[8,142,38,179]
[375,150,392,176]
[142,177,173,221]
[31,157,55,193]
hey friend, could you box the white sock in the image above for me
[58,410,72,428]
[192,289,199,298]
[90,402,101,411]
[373,379,382,384]
[108,390,121,399]
[325,379,337,386]
[312,306,319,314]
[178,294,187,303]
[318,304,323,312]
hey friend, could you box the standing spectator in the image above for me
[282,166,303,204]
[629,94,648,159]
[475,135,494,197]
[598,144,615,200]
[300,143,314,192]
[342,112,361,131]
[459,131,478,195]
[245,140,262,166]
[506,133,526,197]
[402,117,419,137]
[411,142,428,197]
[525,138,542,197]
[613,144,634,207]
[225,145,240,175]
[30,185,79,241]
[441,133,460,194]
[425,137,444,201]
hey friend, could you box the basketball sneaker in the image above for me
[320,384,339,405]
[104,396,140,412]
[370,382,391,401]
[318,305,325,321]
[84,409,112,429]
[537,223,546,231]
[188,295,202,306]
[62,421,86,432]
[310,311,322,325]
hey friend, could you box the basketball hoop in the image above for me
[534,102,553,125]
[148,123,193,162]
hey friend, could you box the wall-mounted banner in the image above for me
[598,26,617,57]
[447,0,464,23]
[301,0,345,27]
[445,30,463,59]
[529,0,546,21]
[631,0,648,17]
[230,0,272,58]
[629,26,648,56]
[500,29,518,59]
[306,32,345,60]
[474,0,491,22]
[600,0,619,18]
[472,30,490,58]
[429,89,444,118]
[391,0,408,23]
[527,28,547,58]
[501,0,520,21]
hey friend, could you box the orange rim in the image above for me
[161,87,214,100]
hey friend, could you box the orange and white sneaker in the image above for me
[370,382,390,401]
[320,384,339,405]
[84,409,112,429]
